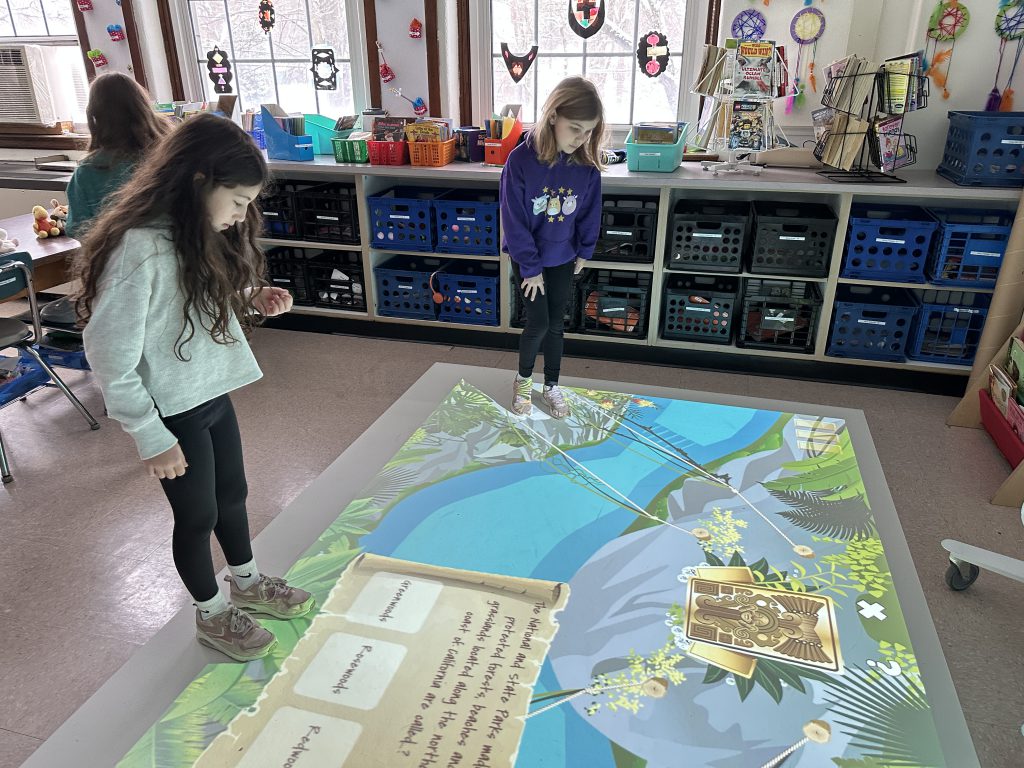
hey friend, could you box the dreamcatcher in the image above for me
[786,6,826,113]
[924,0,971,99]
[731,9,767,41]
[986,0,1024,110]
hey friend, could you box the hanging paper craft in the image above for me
[87,49,108,68]
[409,18,423,39]
[636,31,670,78]
[986,0,1024,110]
[924,0,970,99]
[786,6,826,113]
[107,24,125,42]
[206,46,233,94]
[732,9,767,41]
[258,0,275,34]
[376,41,396,83]
[390,87,428,116]
[501,43,538,83]
[311,47,338,90]
[568,0,605,39]
[75,0,92,10]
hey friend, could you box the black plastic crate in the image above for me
[667,200,750,273]
[826,285,918,362]
[307,251,366,312]
[594,195,659,263]
[579,269,651,338]
[661,273,740,344]
[265,246,317,305]
[750,202,838,277]
[295,182,360,245]
[260,181,306,239]
[437,262,500,326]
[739,278,823,353]
[510,275,582,331]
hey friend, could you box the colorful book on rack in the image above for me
[873,116,913,172]
[775,46,789,98]
[882,59,912,115]
[404,119,454,143]
[373,117,413,141]
[728,101,766,151]
[732,39,777,97]
[693,44,728,96]
[885,50,925,112]
[811,107,835,142]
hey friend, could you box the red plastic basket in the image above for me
[367,140,409,165]
[979,389,1024,469]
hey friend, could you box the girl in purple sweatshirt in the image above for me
[501,77,605,418]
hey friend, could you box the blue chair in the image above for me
[0,253,99,483]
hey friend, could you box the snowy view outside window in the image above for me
[187,0,355,116]
[1,0,77,37]
[490,0,686,123]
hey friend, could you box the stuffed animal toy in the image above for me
[49,199,68,236]
[32,205,61,239]
[0,228,18,255]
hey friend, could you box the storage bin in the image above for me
[667,200,750,273]
[936,110,1024,187]
[260,182,304,239]
[750,202,838,277]
[331,136,369,163]
[306,251,366,312]
[826,285,918,361]
[594,195,658,263]
[0,351,48,407]
[367,187,444,252]
[511,276,580,331]
[436,262,500,326]
[739,279,822,353]
[926,208,1014,287]
[579,270,652,337]
[907,289,990,365]
[434,190,500,256]
[624,127,687,172]
[842,204,937,283]
[979,389,1024,468]
[265,246,317,305]
[409,138,457,167]
[373,255,449,320]
[295,182,360,245]
[368,140,409,166]
[661,274,740,344]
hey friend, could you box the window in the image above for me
[183,0,357,115]
[0,0,76,39]
[482,0,705,126]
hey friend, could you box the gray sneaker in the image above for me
[195,606,276,662]
[543,385,570,419]
[227,574,315,620]
[512,375,533,416]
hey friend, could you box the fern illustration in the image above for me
[769,488,876,540]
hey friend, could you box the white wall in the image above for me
[374,0,433,118]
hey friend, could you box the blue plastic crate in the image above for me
[437,262,500,326]
[0,351,48,407]
[907,290,991,365]
[373,255,447,320]
[433,190,500,256]
[926,208,1014,287]
[937,111,1024,187]
[367,186,443,252]
[37,345,89,370]
[827,285,918,362]
[842,205,937,283]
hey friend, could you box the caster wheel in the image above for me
[2,475,12,484]
[90,423,100,431]
[945,561,979,591]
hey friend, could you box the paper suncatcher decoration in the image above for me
[637,31,670,77]
[568,0,605,39]
[258,0,275,34]
[311,47,338,90]
[501,44,538,83]
[206,46,233,93]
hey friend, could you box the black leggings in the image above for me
[159,394,253,602]
[513,259,576,384]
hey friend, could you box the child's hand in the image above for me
[521,273,545,301]
[144,443,188,480]
[252,286,294,316]
[574,257,587,275]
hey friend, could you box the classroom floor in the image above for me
[1,325,1022,767]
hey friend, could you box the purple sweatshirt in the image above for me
[500,138,602,278]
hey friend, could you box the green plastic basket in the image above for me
[331,136,369,163]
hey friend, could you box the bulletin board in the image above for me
[71,0,148,89]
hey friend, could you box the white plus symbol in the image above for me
[858,601,886,620]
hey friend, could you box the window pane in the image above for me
[10,0,47,36]
[44,0,75,35]
[632,55,682,123]
[0,4,15,36]
[226,0,270,59]
[275,61,318,113]
[539,0,582,54]
[491,0,536,52]
[492,55,536,122]
[536,55,583,111]
[314,63,355,117]
[310,0,350,58]
[266,0,310,58]
[585,55,632,124]
[638,0,686,49]
[235,62,278,112]
[191,2,232,64]
[585,3,636,55]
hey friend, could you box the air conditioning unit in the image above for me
[0,44,61,126]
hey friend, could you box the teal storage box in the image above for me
[303,114,353,155]
[625,126,687,173]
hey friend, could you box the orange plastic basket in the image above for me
[409,138,457,167]
[367,140,409,165]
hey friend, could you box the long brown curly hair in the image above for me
[83,72,169,165]
[74,114,269,361]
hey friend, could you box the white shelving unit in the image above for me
[259,159,1021,378]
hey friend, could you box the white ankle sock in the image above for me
[229,559,260,591]
[195,592,230,619]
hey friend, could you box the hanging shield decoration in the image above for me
[206,46,233,94]
[311,47,338,90]
[501,44,538,83]
[568,0,604,39]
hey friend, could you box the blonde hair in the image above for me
[532,76,605,170]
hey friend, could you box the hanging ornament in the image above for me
[106,24,126,42]
[501,43,538,83]
[206,46,233,94]
[786,6,826,113]
[75,0,92,10]
[636,31,670,78]
[924,0,971,100]
[732,9,767,41]
[376,41,396,83]
[258,0,275,34]
[87,49,108,68]
[390,86,428,116]
[568,0,605,39]
[986,0,1024,110]
[311,47,338,90]
[409,18,423,39]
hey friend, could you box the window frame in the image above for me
[469,0,710,138]
[0,0,77,40]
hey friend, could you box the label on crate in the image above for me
[953,308,981,315]
[687,307,712,313]
[970,251,1001,257]
[857,319,887,326]
[316,215,340,222]
[264,211,280,217]
[779,236,807,241]
[607,230,633,236]
[639,152,660,157]
[1001,139,1024,145]
[456,217,476,222]
[693,233,723,238]
[876,238,906,244]
[397,284,413,290]
[389,214,411,220]
[456,289,479,294]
